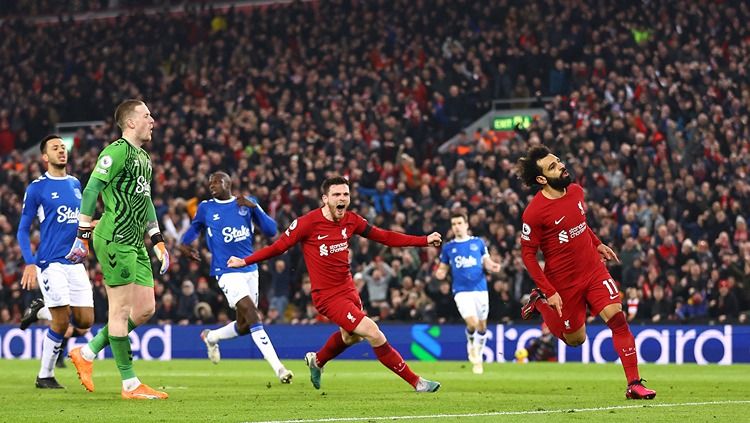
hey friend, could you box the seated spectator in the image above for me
[709,280,740,323]
[643,284,673,323]
[176,280,199,325]
[525,323,558,362]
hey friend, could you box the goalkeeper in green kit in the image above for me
[66,99,169,400]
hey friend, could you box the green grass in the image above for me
[1,359,748,422]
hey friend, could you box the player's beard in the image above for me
[50,162,66,171]
[330,203,347,221]
[547,173,572,191]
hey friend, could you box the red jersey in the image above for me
[520,183,605,297]
[243,208,428,301]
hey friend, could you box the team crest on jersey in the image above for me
[470,243,479,251]
[74,188,82,199]
[238,206,249,216]
[341,228,348,239]
[578,201,585,215]
[121,268,131,279]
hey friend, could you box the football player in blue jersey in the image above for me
[17,135,94,388]
[180,172,292,383]
[435,213,501,374]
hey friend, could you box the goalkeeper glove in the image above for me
[66,224,92,263]
[151,232,170,275]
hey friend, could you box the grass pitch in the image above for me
[1,359,748,422]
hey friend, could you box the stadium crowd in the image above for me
[1,0,749,328]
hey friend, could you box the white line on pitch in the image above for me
[245,400,750,423]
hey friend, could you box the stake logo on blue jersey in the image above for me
[17,173,81,269]
[439,237,489,293]
[181,197,277,276]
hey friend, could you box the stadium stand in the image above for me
[1,0,748,326]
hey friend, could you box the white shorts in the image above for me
[217,271,259,309]
[38,263,93,308]
[454,291,489,321]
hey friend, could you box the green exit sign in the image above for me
[492,115,533,131]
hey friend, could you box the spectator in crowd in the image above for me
[709,280,740,323]
[525,323,557,362]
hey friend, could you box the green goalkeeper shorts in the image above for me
[93,236,154,288]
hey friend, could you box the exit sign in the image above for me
[492,115,533,131]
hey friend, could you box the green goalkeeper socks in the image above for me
[89,318,137,354]
[109,335,136,380]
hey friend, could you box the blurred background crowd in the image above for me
[1,0,748,328]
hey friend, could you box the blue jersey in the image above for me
[181,196,277,277]
[439,237,489,293]
[17,172,82,269]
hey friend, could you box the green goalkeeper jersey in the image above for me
[89,138,153,247]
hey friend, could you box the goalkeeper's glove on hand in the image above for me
[151,233,170,275]
[66,224,91,263]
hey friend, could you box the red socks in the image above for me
[534,300,566,340]
[607,311,640,383]
[317,333,420,388]
[373,342,420,387]
[316,331,350,367]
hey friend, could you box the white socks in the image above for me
[37,307,52,321]
[38,329,63,378]
[473,331,488,355]
[206,321,239,344]
[81,344,96,361]
[465,328,475,343]
[250,324,284,374]
[122,377,141,391]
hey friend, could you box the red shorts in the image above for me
[313,288,367,333]
[557,269,621,334]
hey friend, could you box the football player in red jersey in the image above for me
[228,176,442,392]
[517,145,655,400]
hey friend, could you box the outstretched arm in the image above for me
[361,224,441,247]
[228,217,304,268]
[227,235,294,268]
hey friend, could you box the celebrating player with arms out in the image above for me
[180,172,293,383]
[67,99,169,400]
[517,145,655,399]
[435,213,501,375]
[228,176,442,392]
[17,135,94,389]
